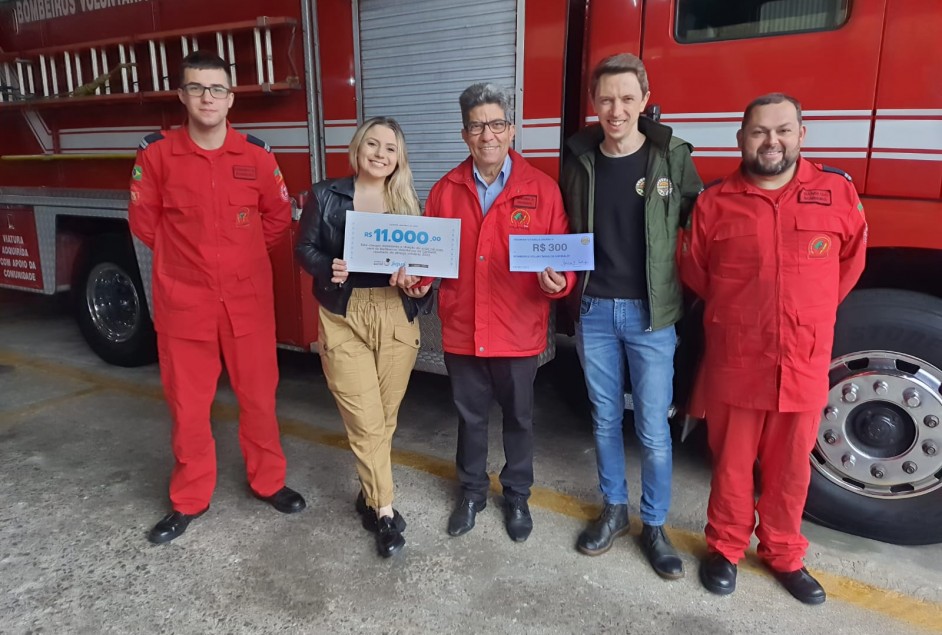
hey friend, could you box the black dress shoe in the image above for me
[256,486,306,514]
[504,497,533,542]
[577,503,629,555]
[699,552,737,595]
[355,491,407,533]
[376,515,406,558]
[640,524,685,579]
[771,567,827,605]
[147,507,208,544]
[448,497,486,536]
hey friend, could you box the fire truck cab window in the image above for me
[675,0,850,43]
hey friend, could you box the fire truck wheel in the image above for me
[805,289,942,545]
[74,236,157,367]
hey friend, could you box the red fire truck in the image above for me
[1,0,940,546]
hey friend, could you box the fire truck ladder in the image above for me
[0,16,300,107]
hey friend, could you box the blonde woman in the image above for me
[295,117,431,557]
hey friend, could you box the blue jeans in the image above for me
[575,296,676,526]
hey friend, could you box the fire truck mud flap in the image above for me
[74,234,157,367]
[806,289,942,545]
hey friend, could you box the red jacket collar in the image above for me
[721,156,815,194]
[170,121,244,155]
[446,148,531,184]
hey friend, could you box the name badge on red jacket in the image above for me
[233,165,257,180]
[513,195,537,209]
[799,189,831,205]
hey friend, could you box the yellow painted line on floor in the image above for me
[1,348,940,631]
[0,386,103,428]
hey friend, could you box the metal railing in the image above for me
[0,16,299,104]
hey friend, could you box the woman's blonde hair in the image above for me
[348,117,420,216]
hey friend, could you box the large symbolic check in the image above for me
[343,210,461,279]
[508,233,595,272]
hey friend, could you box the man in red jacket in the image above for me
[423,83,575,542]
[129,51,305,544]
[680,93,866,604]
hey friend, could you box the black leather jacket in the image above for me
[294,176,432,320]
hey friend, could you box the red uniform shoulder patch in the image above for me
[798,189,831,205]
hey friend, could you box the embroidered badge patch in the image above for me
[510,209,531,229]
[513,195,537,209]
[236,208,251,227]
[131,165,143,181]
[656,177,673,197]
[274,167,285,185]
[280,183,290,202]
[129,188,140,204]
[799,189,832,205]
[635,178,646,197]
[233,165,257,180]
[808,235,831,258]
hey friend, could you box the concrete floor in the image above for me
[0,290,940,634]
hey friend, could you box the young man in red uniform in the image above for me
[680,94,867,604]
[129,51,305,544]
[422,83,575,542]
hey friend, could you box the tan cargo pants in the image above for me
[318,286,420,509]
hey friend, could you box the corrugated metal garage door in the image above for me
[358,0,518,200]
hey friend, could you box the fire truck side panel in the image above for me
[520,0,568,177]
[0,206,44,291]
[867,0,942,201]
[0,0,318,354]
[316,0,358,179]
[579,0,644,123]
[635,0,886,191]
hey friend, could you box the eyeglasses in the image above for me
[181,83,231,99]
[465,119,511,135]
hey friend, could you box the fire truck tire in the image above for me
[804,289,942,545]
[74,235,157,367]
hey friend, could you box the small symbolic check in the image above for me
[508,233,595,272]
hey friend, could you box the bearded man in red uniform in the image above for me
[680,94,866,604]
[129,51,305,544]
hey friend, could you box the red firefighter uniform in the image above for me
[128,124,292,515]
[680,157,867,572]
[422,149,576,357]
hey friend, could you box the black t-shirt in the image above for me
[585,141,649,300]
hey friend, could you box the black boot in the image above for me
[771,567,826,605]
[577,504,629,555]
[147,507,208,544]
[639,524,685,579]
[699,552,737,595]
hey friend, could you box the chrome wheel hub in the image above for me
[85,262,140,344]
[813,351,942,499]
